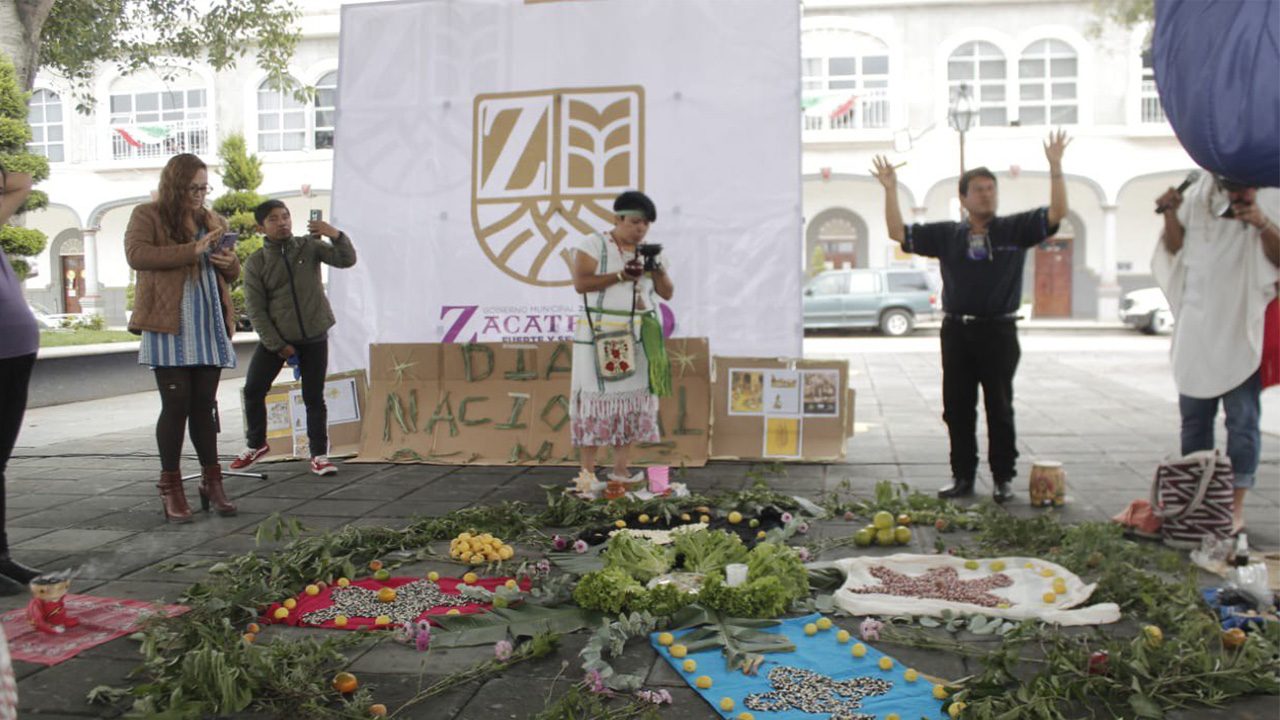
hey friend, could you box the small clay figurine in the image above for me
[28,571,79,635]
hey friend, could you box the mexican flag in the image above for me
[114,125,172,148]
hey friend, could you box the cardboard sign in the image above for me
[354,339,710,467]
[252,369,370,461]
[710,357,854,462]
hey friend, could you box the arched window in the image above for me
[947,41,1008,127]
[817,216,859,269]
[27,89,65,162]
[314,71,338,149]
[108,70,209,160]
[802,29,890,130]
[257,78,306,152]
[1018,39,1078,125]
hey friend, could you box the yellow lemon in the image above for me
[505,579,518,589]
[700,515,710,523]
[682,659,697,673]
[933,684,949,699]
[836,630,851,643]
[1041,569,1055,578]
[374,615,390,626]
[720,698,735,711]
[446,609,461,615]
[963,560,979,570]
[658,633,674,646]
[615,520,627,528]
[305,584,320,596]
[1024,563,1035,569]
[893,526,912,544]
[737,714,755,720]
[873,511,894,529]
[377,587,397,603]
[757,531,766,539]
[469,556,484,565]
[879,657,893,671]
[333,615,348,627]
[949,701,967,717]
[459,551,473,563]
[887,716,901,720]
[1043,592,1057,603]
[989,561,1006,571]
[680,513,691,521]
[851,643,867,658]
[499,546,514,560]
[428,572,439,582]
[670,644,688,658]
[816,617,832,631]
[695,676,712,689]
[283,598,297,610]
[463,573,479,584]
[458,532,472,541]
[804,623,818,636]
[904,668,919,682]
[638,514,650,523]
[485,552,501,563]
[728,511,743,524]
[1053,578,1067,594]
[273,607,289,620]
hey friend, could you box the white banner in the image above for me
[328,0,802,373]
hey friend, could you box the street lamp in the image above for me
[948,83,978,176]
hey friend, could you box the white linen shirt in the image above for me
[1152,174,1280,398]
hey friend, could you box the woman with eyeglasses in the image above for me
[125,153,239,522]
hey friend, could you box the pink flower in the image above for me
[573,539,589,554]
[415,627,431,652]
[552,535,569,551]
[636,688,673,705]
[795,547,811,562]
[780,512,794,523]
[658,689,672,704]
[798,522,810,535]
[860,618,883,641]
[493,640,513,662]
[843,510,855,521]
[584,669,608,694]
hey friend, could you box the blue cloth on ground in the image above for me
[1200,588,1276,632]
[650,613,946,719]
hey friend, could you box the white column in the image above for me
[1096,205,1120,321]
[79,226,102,315]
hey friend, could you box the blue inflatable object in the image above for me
[1153,0,1280,187]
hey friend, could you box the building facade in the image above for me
[801,0,1192,319]
[19,0,1188,324]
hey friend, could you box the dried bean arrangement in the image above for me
[847,566,1014,608]
[301,580,470,625]
[744,666,893,720]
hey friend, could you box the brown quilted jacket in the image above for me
[125,202,240,336]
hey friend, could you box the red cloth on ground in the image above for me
[262,576,529,630]
[1262,298,1279,388]
[0,595,188,666]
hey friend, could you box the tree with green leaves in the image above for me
[0,0,301,102]
[212,133,265,321]
[808,243,827,278]
[0,53,48,278]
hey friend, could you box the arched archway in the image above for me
[1025,209,1088,318]
[49,228,86,313]
[805,207,869,270]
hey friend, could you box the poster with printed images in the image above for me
[764,370,801,414]
[265,393,292,441]
[802,370,840,416]
[325,377,362,424]
[728,369,764,415]
[248,370,369,462]
[289,390,311,457]
[764,416,802,458]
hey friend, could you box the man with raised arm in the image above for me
[871,130,1071,503]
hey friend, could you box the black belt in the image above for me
[945,313,1020,324]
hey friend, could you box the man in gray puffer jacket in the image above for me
[231,199,357,475]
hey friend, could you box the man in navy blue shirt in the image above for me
[871,130,1071,502]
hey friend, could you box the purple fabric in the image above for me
[0,247,38,360]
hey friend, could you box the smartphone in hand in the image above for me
[216,232,239,253]
[310,210,322,222]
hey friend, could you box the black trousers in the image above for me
[243,340,329,457]
[940,318,1021,483]
[0,353,36,554]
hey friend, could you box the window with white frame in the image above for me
[1017,39,1078,125]
[1139,49,1165,123]
[314,71,337,149]
[108,72,209,160]
[801,29,890,130]
[947,41,1008,127]
[27,89,65,162]
[257,78,306,152]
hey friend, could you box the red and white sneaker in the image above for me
[309,456,338,476]
[230,444,270,470]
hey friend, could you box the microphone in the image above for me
[1155,171,1200,214]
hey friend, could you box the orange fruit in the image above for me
[377,587,397,603]
[242,632,255,643]
[369,560,384,571]
[246,623,261,633]
[369,704,388,717]
[334,616,348,627]
[1222,628,1247,649]
[332,671,359,694]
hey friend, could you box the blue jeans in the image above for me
[1179,370,1262,489]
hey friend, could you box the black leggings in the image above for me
[153,366,222,472]
[0,353,36,554]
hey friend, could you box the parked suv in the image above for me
[803,268,941,335]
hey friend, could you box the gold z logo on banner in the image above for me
[472,86,645,287]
